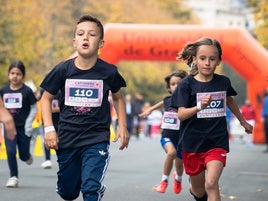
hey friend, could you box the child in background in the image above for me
[139,70,187,194]
[171,37,253,201]
[0,60,37,188]
[241,98,256,147]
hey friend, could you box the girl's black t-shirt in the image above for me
[0,84,37,126]
[171,74,237,153]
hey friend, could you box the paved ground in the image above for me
[0,135,267,201]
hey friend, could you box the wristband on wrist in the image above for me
[197,101,202,111]
[44,126,55,133]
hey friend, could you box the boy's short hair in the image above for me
[74,15,104,39]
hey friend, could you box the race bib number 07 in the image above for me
[197,91,226,118]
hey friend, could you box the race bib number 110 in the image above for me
[65,79,103,107]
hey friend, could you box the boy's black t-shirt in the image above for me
[40,58,126,149]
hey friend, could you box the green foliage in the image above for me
[118,61,189,103]
[247,0,268,49]
[0,0,74,87]
[0,0,196,100]
[222,63,246,106]
[0,0,256,106]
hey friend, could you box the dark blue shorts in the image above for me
[56,142,110,201]
[160,137,182,159]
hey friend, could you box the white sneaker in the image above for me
[26,154,33,165]
[41,160,52,169]
[6,176,19,188]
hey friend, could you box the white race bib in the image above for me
[161,111,180,130]
[3,93,22,109]
[196,91,226,118]
[65,79,103,107]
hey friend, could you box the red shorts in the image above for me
[182,148,228,176]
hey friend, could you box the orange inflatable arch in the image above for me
[74,23,268,143]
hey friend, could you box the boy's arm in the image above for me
[0,97,16,140]
[112,90,130,150]
[41,91,58,150]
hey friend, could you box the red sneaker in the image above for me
[152,180,168,193]
[173,172,182,194]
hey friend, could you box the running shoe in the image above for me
[41,160,52,169]
[152,180,168,193]
[6,176,19,188]
[26,154,33,165]
[173,172,182,194]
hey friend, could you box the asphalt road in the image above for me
[0,135,267,201]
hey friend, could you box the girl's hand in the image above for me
[241,121,253,134]
[201,95,212,109]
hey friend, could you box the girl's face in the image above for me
[194,45,220,77]
[8,67,24,87]
[73,21,104,58]
[169,76,182,94]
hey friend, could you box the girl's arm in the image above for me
[139,100,163,118]
[178,95,212,121]
[227,96,253,134]
[112,90,130,150]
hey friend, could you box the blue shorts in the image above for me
[56,142,110,201]
[160,137,182,159]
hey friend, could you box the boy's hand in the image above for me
[44,131,58,150]
[113,127,130,150]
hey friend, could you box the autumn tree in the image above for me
[0,0,74,87]
[70,0,199,102]
[0,0,198,102]
[247,0,268,49]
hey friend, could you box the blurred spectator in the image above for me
[125,94,134,137]
[133,92,144,139]
[141,101,151,138]
[262,87,268,153]
[147,109,163,137]
[241,98,256,147]
[226,107,232,140]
